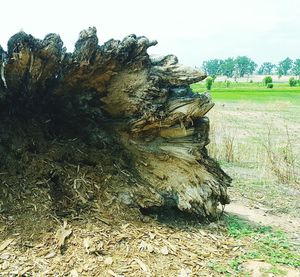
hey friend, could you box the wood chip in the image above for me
[0,253,10,260]
[0,239,14,252]
[121,223,130,229]
[160,246,169,255]
[139,240,148,251]
[134,258,149,273]
[149,232,156,240]
[83,238,91,253]
[104,256,113,265]
[44,251,56,259]
[56,227,72,249]
[20,266,34,275]
[178,268,192,277]
[2,260,9,270]
[162,239,177,252]
[70,269,79,277]
[147,244,154,253]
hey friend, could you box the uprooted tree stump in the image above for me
[0,27,231,219]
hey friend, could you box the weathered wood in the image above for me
[0,27,231,218]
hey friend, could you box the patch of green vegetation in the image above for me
[225,214,271,238]
[191,82,300,103]
[223,215,300,274]
[256,231,300,267]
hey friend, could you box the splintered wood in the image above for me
[0,27,231,219]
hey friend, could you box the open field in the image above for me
[192,82,300,216]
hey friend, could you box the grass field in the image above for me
[191,82,300,103]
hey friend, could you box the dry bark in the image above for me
[0,27,231,218]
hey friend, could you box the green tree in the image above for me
[220,58,235,78]
[277,57,293,77]
[202,59,223,78]
[289,77,297,87]
[234,56,257,77]
[205,76,214,90]
[263,76,273,86]
[292,59,300,79]
[258,62,275,75]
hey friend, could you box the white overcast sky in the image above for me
[1,0,299,66]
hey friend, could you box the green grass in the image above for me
[225,214,272,238]
[224,215,300,274]
[210,215,300,275]
[191,82,300,103]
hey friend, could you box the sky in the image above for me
[1,0,300,67]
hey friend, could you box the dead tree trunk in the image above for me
[0,27,231,218]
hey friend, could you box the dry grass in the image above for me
[223,135,235,163]
[261,125,299,185]
[208,127,235,163]
[207,101,300,216]
[209,121,299,185]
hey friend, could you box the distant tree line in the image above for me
[202,57,300,79]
